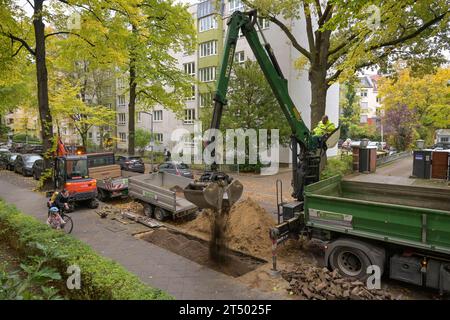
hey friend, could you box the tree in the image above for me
[379,67,450,145]
[135,128,152,155]
[243,0,449,127]
[0,0,115,169]
[339,80,360,139]
[201,60,290,170]
[383,104,418,151]
[106,0,195,155]
[50,78,115,147]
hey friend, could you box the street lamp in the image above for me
[140,111,154,172]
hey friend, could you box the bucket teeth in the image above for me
[184,179,243,210]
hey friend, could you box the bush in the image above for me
[320,155,353,180]
[0,200,172,300]
[12,134,41,144]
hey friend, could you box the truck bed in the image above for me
[304,175,450,254]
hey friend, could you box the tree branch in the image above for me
[0,32,35,55]
[45,31,95,47]
[303,2,316,54]
[266,15,311,61]
[11,44,24,57]
[318,4,333,26]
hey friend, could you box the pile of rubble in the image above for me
[282,265,394,300]
[95,205,121,219]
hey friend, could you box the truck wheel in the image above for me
[329,246,371,280]
[143,203,154,217]
[87,199,99,209]
[154,207,167,221]
[97,189,107,202]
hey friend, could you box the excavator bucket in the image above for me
[184,179,243,210]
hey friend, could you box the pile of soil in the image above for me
[179,198,276,259]
[114,201,143,215]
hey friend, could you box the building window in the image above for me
[153,110,163,122]
[229,0,244,13]
[235,51,245,63]
[258,18,270,29]
[155,133,163,143]
[118,78,126,89]
[199,67,216,82]
[186,85,196,101]
[183,62,195,76]
[118,113,126,125]
[6,118,13,125]
[96,132,101,141]
[199,15,218,32]
[184,109,195,124]
[441,137,449,142]
[360,102,368,109]
[119,132,126,142]
[376,96,381,103]
[88,132,93,139]
[118,95,126,107]
[198,0,214,18]
[199,40,218,57]
[137,112,142,123]
[106,103,112,109]
[360,114,368,123]
[200,93,213,108]
[361,90,368,97]
[104,85,112,96]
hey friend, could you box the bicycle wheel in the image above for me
[62,215,73,234]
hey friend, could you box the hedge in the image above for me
[0,200,173,300]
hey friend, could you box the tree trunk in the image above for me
[33,0,53,172]
[309,67,329,129]
[127,24,138,156]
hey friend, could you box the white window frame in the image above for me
[229,0,244,13]
[235,51,245,63]
[118,95,126,107]
[137,112,142,123]
[153,110,163,122]
[199,67,216,82]
[155,133,163,143]
[119,132,126,142]
[199,40,218,57]
[258,18,270,29]
[183,62,195,76]
[118,113,126,125]
[199,15,218,32]
[361,90,368,98]
[186,85,196,101]
[200,93,213,108]
[184,109,195,124]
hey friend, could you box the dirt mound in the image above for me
[179,198,276,259]
[114,201,143,215]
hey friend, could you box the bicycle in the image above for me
[47,204,74,234]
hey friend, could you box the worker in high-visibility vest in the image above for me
[313,115,336,136]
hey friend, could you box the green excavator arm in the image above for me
[185,10,335,209]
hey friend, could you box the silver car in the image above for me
[157,161,194,179]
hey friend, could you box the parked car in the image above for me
[10,143,25,153]
[0,152,10,169]
[23,144,44,155]
[14,154,43,176]
[116,155,145,173]
[157,161,194,179]
[5,153,19,171]
[32,159,44,180]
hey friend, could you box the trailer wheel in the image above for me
[329,246,372,280]
[97,189,107,202]
[143,203,154,217]
[87,198,99,209]
[154,207,167,221]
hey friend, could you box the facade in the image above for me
[4,108,40,141]
[110,0,340,160]
[435,129,450,145]
[357,75,381,125]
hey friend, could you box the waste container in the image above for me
[413,150,432,179]
[358,146,377,173]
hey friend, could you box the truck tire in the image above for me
[97,189,107,202]
[326,238,385,281]
[154,207,168,221]
[87,198,99,209]
[143,203,154,217]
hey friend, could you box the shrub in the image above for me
[320,155,353,180]
[0,200,172,300]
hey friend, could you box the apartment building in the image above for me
[358,74,382,125]
[104,0,340,160]
[4,108,40,141]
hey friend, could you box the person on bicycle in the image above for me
[54,189,71,212]
[47,207,66,230]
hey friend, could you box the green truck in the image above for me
[272,175,450,293]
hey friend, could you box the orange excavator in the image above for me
[49,137,99,209]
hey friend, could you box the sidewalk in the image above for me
[0,178,282,300]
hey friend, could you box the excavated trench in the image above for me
[139,228,266,278]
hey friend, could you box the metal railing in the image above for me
[376,151,411,167]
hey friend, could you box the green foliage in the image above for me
[0,200,172,300]
[12,134,41,144]
[135,128,152,154]
[339,81,361,139]
[320,155,353,180]
[348,123,381,141]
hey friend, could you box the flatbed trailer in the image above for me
[273,175,450,293]
[128,172,197,221]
